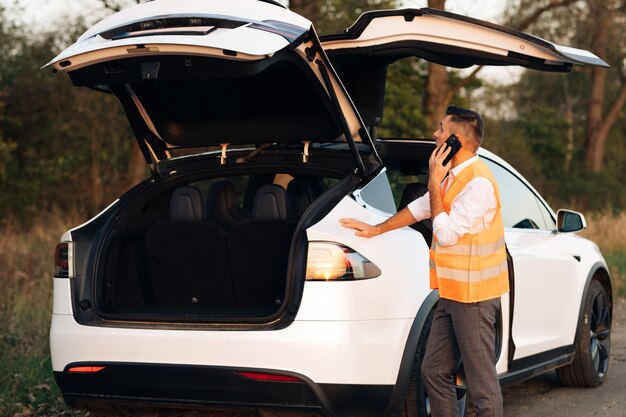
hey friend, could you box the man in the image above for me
[339,105,509,417]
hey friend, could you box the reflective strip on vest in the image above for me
[433,236,505,257]
[435,259,507,282]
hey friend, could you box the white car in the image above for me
[48,1,612,416]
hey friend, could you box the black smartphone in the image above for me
[442,134,462,166]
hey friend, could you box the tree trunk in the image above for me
[424,0,448,132]
[584,0,610,172]
[289,0,321,24]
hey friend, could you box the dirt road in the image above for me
[502,296,626,417]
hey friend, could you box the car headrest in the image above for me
[205,180,250,226]
[252,184,289,220]
[399,182,428,210]
[169,186,205,221]
[287,178,317,220]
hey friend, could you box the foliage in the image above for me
[316,0,398,35]
[493,0,626,211]
[378,58,430,138]
[0,11,134,225]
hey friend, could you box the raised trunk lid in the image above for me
[46,0,376,174]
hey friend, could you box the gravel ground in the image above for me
[502,296,626,417]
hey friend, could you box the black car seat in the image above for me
[227,184,297,310]
[287,178,317,221]
[399,182,433,246]
[205,180,253,230]
[145,186,235,307]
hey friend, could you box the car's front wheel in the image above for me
[401,309,467,417]
[556,279,611,387]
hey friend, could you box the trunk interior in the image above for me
[98,168,338,320]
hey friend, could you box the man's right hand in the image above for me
[339,218,380,238]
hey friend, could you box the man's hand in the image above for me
[339,218,380,238]
[428,144,452,189]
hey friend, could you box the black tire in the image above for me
[556,279,611,387]
[401,308,467,417]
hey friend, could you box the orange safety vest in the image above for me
[429,159,509,303]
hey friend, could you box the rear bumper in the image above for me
[56,363,393,417]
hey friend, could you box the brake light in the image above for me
[305,242,381,281]
[54,242,73,278]
[237,372,301,382]
[68,366,106,373]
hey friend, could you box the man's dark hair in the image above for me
[446,105,484,149]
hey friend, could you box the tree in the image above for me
[583,0,626,172]
[289,0,321,23]
[505,0,626,173]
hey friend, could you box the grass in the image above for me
[580,211,626,298]
[0,210,624,416]
[0,214,87,417]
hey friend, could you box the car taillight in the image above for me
[54,242,73,278]
[68,366,106,373]
[237,372,301,382]
[305,242,381,281]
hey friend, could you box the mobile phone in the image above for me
[442,134,461,166]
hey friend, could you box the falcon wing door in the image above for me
[320,8,608,129]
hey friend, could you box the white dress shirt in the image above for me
[406,155,497,247]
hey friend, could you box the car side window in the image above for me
[482,158,555,231]
[353,168,397,215]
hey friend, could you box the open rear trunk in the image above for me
[96,163,350,322]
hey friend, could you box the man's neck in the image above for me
[450,149,476,169]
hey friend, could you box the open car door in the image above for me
[320,7,608,129]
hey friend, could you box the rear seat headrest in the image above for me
[287,178,317,220]
[206,181,252,229]
[252,184,289,220]
[169,186,205,221]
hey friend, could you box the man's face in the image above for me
[433,115,455,148]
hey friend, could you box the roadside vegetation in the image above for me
[0,214,86,416]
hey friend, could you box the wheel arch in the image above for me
[573,262,613,348]
[384,290,439,417]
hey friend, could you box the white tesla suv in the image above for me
[48,1,612,416]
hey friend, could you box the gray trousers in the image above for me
[421,297,503,417]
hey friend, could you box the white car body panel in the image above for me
[50,313,412,385]
[322,10,607,69]
[52,278,74,316]
[507,230,605,359]
[301,196,430,321]
[506,229,581,358]
[77,0,310,42]
[45,0,311,71]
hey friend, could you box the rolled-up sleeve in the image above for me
[406,192,431,222]
[432,177,497,247]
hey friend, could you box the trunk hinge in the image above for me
[302,141,310,163]
[219,143,229,165]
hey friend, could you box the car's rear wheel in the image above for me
[556,279,611,387]
[401,309,467,417]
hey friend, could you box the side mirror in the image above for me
[556,209,587,233]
